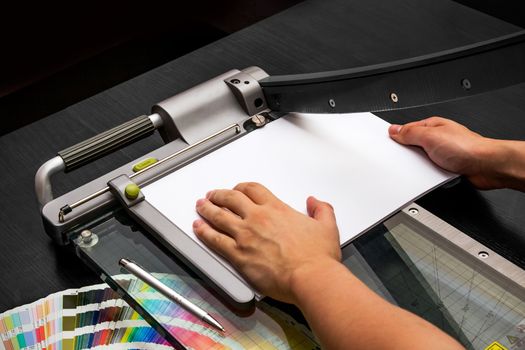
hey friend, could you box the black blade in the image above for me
[260,31,525,114]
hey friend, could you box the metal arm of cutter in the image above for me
[259,30,525,114]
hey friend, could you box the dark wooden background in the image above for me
[0,0,524,312]
[0,0,302,135]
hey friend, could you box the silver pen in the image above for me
[119,258,225,332]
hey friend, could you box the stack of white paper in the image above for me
[143,112,454,280]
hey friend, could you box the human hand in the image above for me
[192,182,341,304]
[388,116,508,190]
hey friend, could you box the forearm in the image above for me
[479,139,525,191]
[290,259,463,350]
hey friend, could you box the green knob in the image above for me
[125,183,141,200]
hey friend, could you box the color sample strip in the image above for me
[132,273,320,349]
[0,274,319,349]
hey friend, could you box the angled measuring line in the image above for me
[383,229,469,341]
[470,289,510,344]
[458,268,478,332]
[474,290,523,345]
[431,245,442,300]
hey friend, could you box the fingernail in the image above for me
[308,195,318,204]
[389,124,403,135]
[196,198,206,207]
[193,219,203,228]
[206,190,215,199]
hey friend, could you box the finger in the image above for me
[388,116,448,138]
[196,198,242,237]
[423,116,448,127]
[388,119,428,137]
[306,196,337,226]
[193,219,239,262]
[389,119,426,135]
[206,189,255,218]
[233,182,278,205]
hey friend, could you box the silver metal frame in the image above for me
[35,156,65,206]
[35,113,164,207]
[128,194,256,306]
[38,67,269,244]
[105,173,257,307]
[387,203,525,293]
[58,123,241,223]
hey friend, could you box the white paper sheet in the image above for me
[143,112,454,280]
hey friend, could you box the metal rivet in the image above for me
[78,230,98,247]
[408,208,419,215]
[461,78,471,90]
[390,93,399,103]
[478,251,489,259]
[251,115,266,127]
[81,230,93,243]
[328,99,336,108]
[230,79,240,84]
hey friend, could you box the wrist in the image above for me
[476,139,525,190]
[288,257,346,306]
[493,140,525,190]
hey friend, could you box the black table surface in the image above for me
[1,0,524,313]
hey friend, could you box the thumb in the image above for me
[388,123,427,147]
[307,196,336,225]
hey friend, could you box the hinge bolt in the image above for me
[251,115,266,127]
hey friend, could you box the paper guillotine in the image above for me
[34,31,525,349]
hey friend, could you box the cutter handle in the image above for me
[58,115,155,172]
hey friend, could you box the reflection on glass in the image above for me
[75,207,525,350]
[76,210,320,349]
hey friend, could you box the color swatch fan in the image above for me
[0,274,320,349]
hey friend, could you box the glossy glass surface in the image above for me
[74,209,319,349]
[73,208,525,349]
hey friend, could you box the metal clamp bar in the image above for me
[58,123,241,222]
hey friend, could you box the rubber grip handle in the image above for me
[58,115,155,172]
